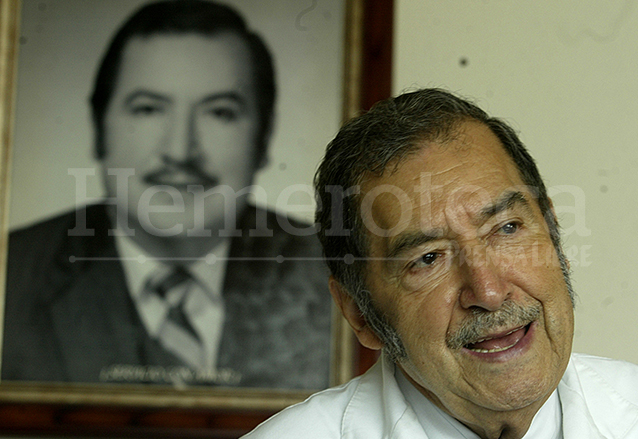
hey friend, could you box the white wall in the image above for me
[394,0,638,363]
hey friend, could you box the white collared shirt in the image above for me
[242,353,638,439]
[396,367,563,439]
[114,231,230,369]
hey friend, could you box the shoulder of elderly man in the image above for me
[241,353,638,439]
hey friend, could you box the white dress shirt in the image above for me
[396,366,563,439]
[242,352,638,439]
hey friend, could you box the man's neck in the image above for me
[398,365,554,439]
[131,231,225,260]
[107,206,237,260]
[453,409,538,439]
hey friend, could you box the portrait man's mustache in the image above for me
[143,155,221,189]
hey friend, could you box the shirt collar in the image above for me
[114,231,231,301]
[395,365,563,439]
[558,354,638,439]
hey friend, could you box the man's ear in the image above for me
[329,276,384,351]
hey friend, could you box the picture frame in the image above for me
[0,0,393,436]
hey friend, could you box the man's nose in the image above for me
[163,110,200,162]
[457,244,510,311]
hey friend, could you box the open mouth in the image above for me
[464,323,532,354]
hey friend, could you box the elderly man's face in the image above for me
[359,121,574,421]
[100,32,262,237]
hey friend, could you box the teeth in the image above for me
[467,341,518,354]
[470,326,522,346]
[465,326,526,352]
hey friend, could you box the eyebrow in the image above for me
[478,191,532,222]
[125,90,171,105]
[199,91,246,107]
[385,191,532,260]
[124,90,247,107]
[387,230,443,260]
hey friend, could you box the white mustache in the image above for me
[446,301,541,350]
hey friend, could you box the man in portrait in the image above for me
[243,88,638,438]
[2,0,332,389]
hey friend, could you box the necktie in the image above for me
[145,266,205,370]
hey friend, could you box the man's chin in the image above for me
[132,215,235,240]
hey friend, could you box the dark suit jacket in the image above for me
[2,204,332,389]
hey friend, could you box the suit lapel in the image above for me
[218,206,287,386]
[47,205,145,382]
[49,259,142,381]
[218,206,332,389]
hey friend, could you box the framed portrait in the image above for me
[0,0,356,405]
[0,0,393,435]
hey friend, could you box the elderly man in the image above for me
[3,0,331,389]
[243,88,638,438]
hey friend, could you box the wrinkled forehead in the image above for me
[357,122,534,238]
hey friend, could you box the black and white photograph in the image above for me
[0,0,355,408]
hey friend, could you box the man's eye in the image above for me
[205,107,238,121]
[500,222,520,235]
[130,104,163,116]
[415,252,439,267]
[401,250,449,291]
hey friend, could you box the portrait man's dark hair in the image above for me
[90,0,276,166]
[314,88,572,359]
